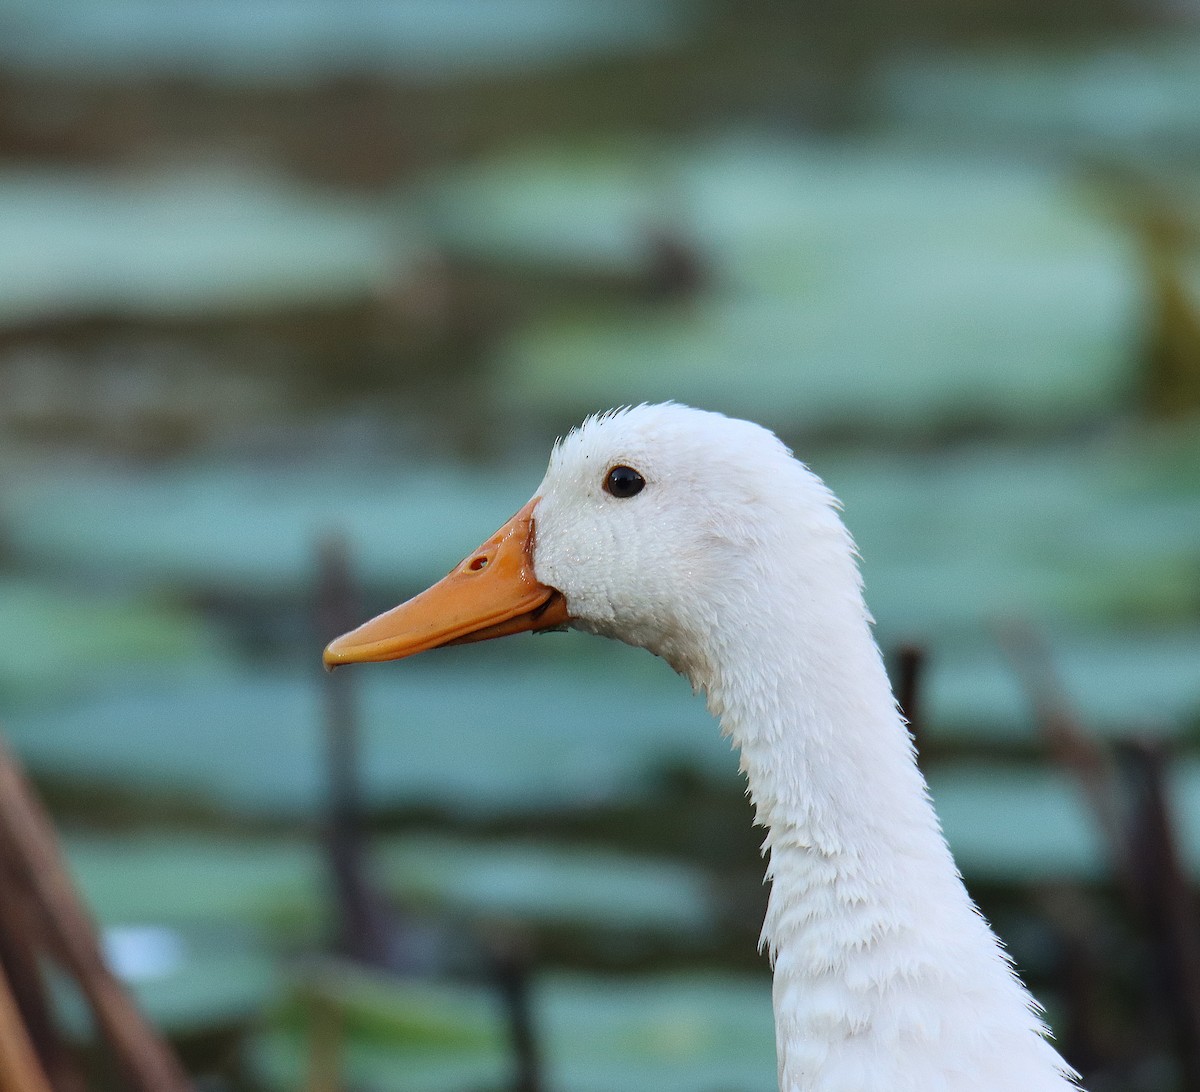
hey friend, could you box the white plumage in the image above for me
[326,401,1082,1091]
[529,404,1080,1092]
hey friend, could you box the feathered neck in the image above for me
[686,476,1079,1092]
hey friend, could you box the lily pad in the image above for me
[249,968,775,1092]
[64,833,322,933]
[881,36,1200,152]
[52,922,279,1034]
[61,829,715,938]
[455,138,1137,435]
[922,628,1200,742]
[3,645,718,818]
[8,612,1200,822]
[430,148,666,277]
[930,764,1104,883]
[0,0,688,85]
[537,972,774,1092]
[375,834,715,934]
[1,455,539,597]
[827,430,1200,634]
[118,927,279,1032]
[0,578,225,705]
[933,756,1200,885]
[7,429,1198,635]
[0,166,410,326]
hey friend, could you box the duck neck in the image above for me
[703,564,966,969]
[695,545,1069,1090]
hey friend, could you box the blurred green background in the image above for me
[2,1,1200,1089]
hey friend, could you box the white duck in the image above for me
[325,403,1081,1092]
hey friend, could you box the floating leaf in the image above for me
[0,579,225,705]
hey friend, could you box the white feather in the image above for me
[530,403,1081,1092]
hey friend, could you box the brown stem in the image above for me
[995,621,1133,901]
[303,992,344,1092]
[0,867,87,1092]
[1122,738,1200,1087]
[0,958,53,1092]
[0,738,191,1092]
[892,642,926,762]
[316,535,394,968]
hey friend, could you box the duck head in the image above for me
[323,403,835,682]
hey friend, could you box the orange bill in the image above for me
[323,498,569,667]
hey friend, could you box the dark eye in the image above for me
[604,464,645,498]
